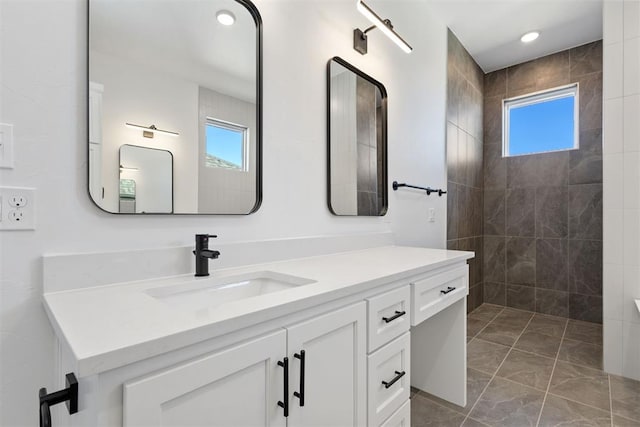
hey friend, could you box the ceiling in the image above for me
[90,0,257,101]
[427,0,603,72]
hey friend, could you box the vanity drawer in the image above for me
[367,332,410,427]
[411,265,468,326]
[379,399,410,427]
[367,285,410,352]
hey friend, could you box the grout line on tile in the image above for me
[462,309,536,425]
[545,391,615,416]
[535,318,569,426]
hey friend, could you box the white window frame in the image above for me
[502,83,579,157]
[205,117,249,171]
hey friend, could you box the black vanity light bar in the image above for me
[125,123,179,137]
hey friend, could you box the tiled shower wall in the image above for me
[483,41,603,323]
[445,30,484,312]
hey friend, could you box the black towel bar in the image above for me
[392,181,447,196]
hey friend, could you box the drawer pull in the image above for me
[382,370,406,389]
[440,286,456,295]
[277,357,289,417]
[294,350,305,406]
[382,310,406,323]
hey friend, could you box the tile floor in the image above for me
[410,304,640,427]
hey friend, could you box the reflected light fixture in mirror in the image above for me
[216,10,236,25]
[354,0,412,55]
[125,123,179,138]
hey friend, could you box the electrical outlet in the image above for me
[8,195,27,208]
[8,210,24,222]
[0,187,35,230]
[428,208,436,222]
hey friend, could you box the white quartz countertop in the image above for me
[43,245,472,376]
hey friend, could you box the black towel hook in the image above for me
[39,373,78,427]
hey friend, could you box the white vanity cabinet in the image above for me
[286,302,366,426]
[44,246,473,427]
[123,330,287,427]
[121,302,366,427]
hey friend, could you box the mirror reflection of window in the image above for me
[119,178,136,213]
[205,119,248,171]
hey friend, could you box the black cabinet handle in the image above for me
[277,357,289,417]
[382,310,406,323]
[39,373,78,427]
[440,286,456,295]
[382,370,406,389]
[293,350,305,406]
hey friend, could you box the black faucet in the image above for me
[193,234,220,277]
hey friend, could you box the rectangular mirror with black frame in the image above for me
[327,57,388,216]
[88,0,262,215]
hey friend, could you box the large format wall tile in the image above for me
[536,239,569,290]
[507,284,536,311]
[537,152,570,187]
[570,128,603,185]
[536,187,569,238]
[569,293,603,323]
[570,41,604,78]
[484,143,506,189]
[484,282,506,305]
[534,50,571,90]
[535,288,570,317]
[578,72,604,132]
[484,189,505,236]
[507,156,538,188]
[569,239,603,296]
[447,183,458,240]
[484,237,506,283]
[506,188,536,236]
[484,69,507,98]
[447,30,484,312]
[569,184,603,240]
[506,237,536,285]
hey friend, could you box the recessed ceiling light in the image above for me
[520,31,540,43]
[216,10,235,26]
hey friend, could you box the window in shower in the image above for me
[503,83,578,157]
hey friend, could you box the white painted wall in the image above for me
[0,0,447,425]
[90,51,199,213]
[602,0,640,381]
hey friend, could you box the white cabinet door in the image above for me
[286,302,367,427]
[123,330,287,427]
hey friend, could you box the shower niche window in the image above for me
[503,83,578,157]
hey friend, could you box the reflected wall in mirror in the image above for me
[88,0,262,214]
[327,57,388,216]
[119,145,173,214]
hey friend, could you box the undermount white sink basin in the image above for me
[145,271,316,312]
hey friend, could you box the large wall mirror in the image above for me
[88,0,262,214]
[327,57,388,216]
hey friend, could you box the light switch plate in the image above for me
[0,123,15,169]
[0,187,35,230]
